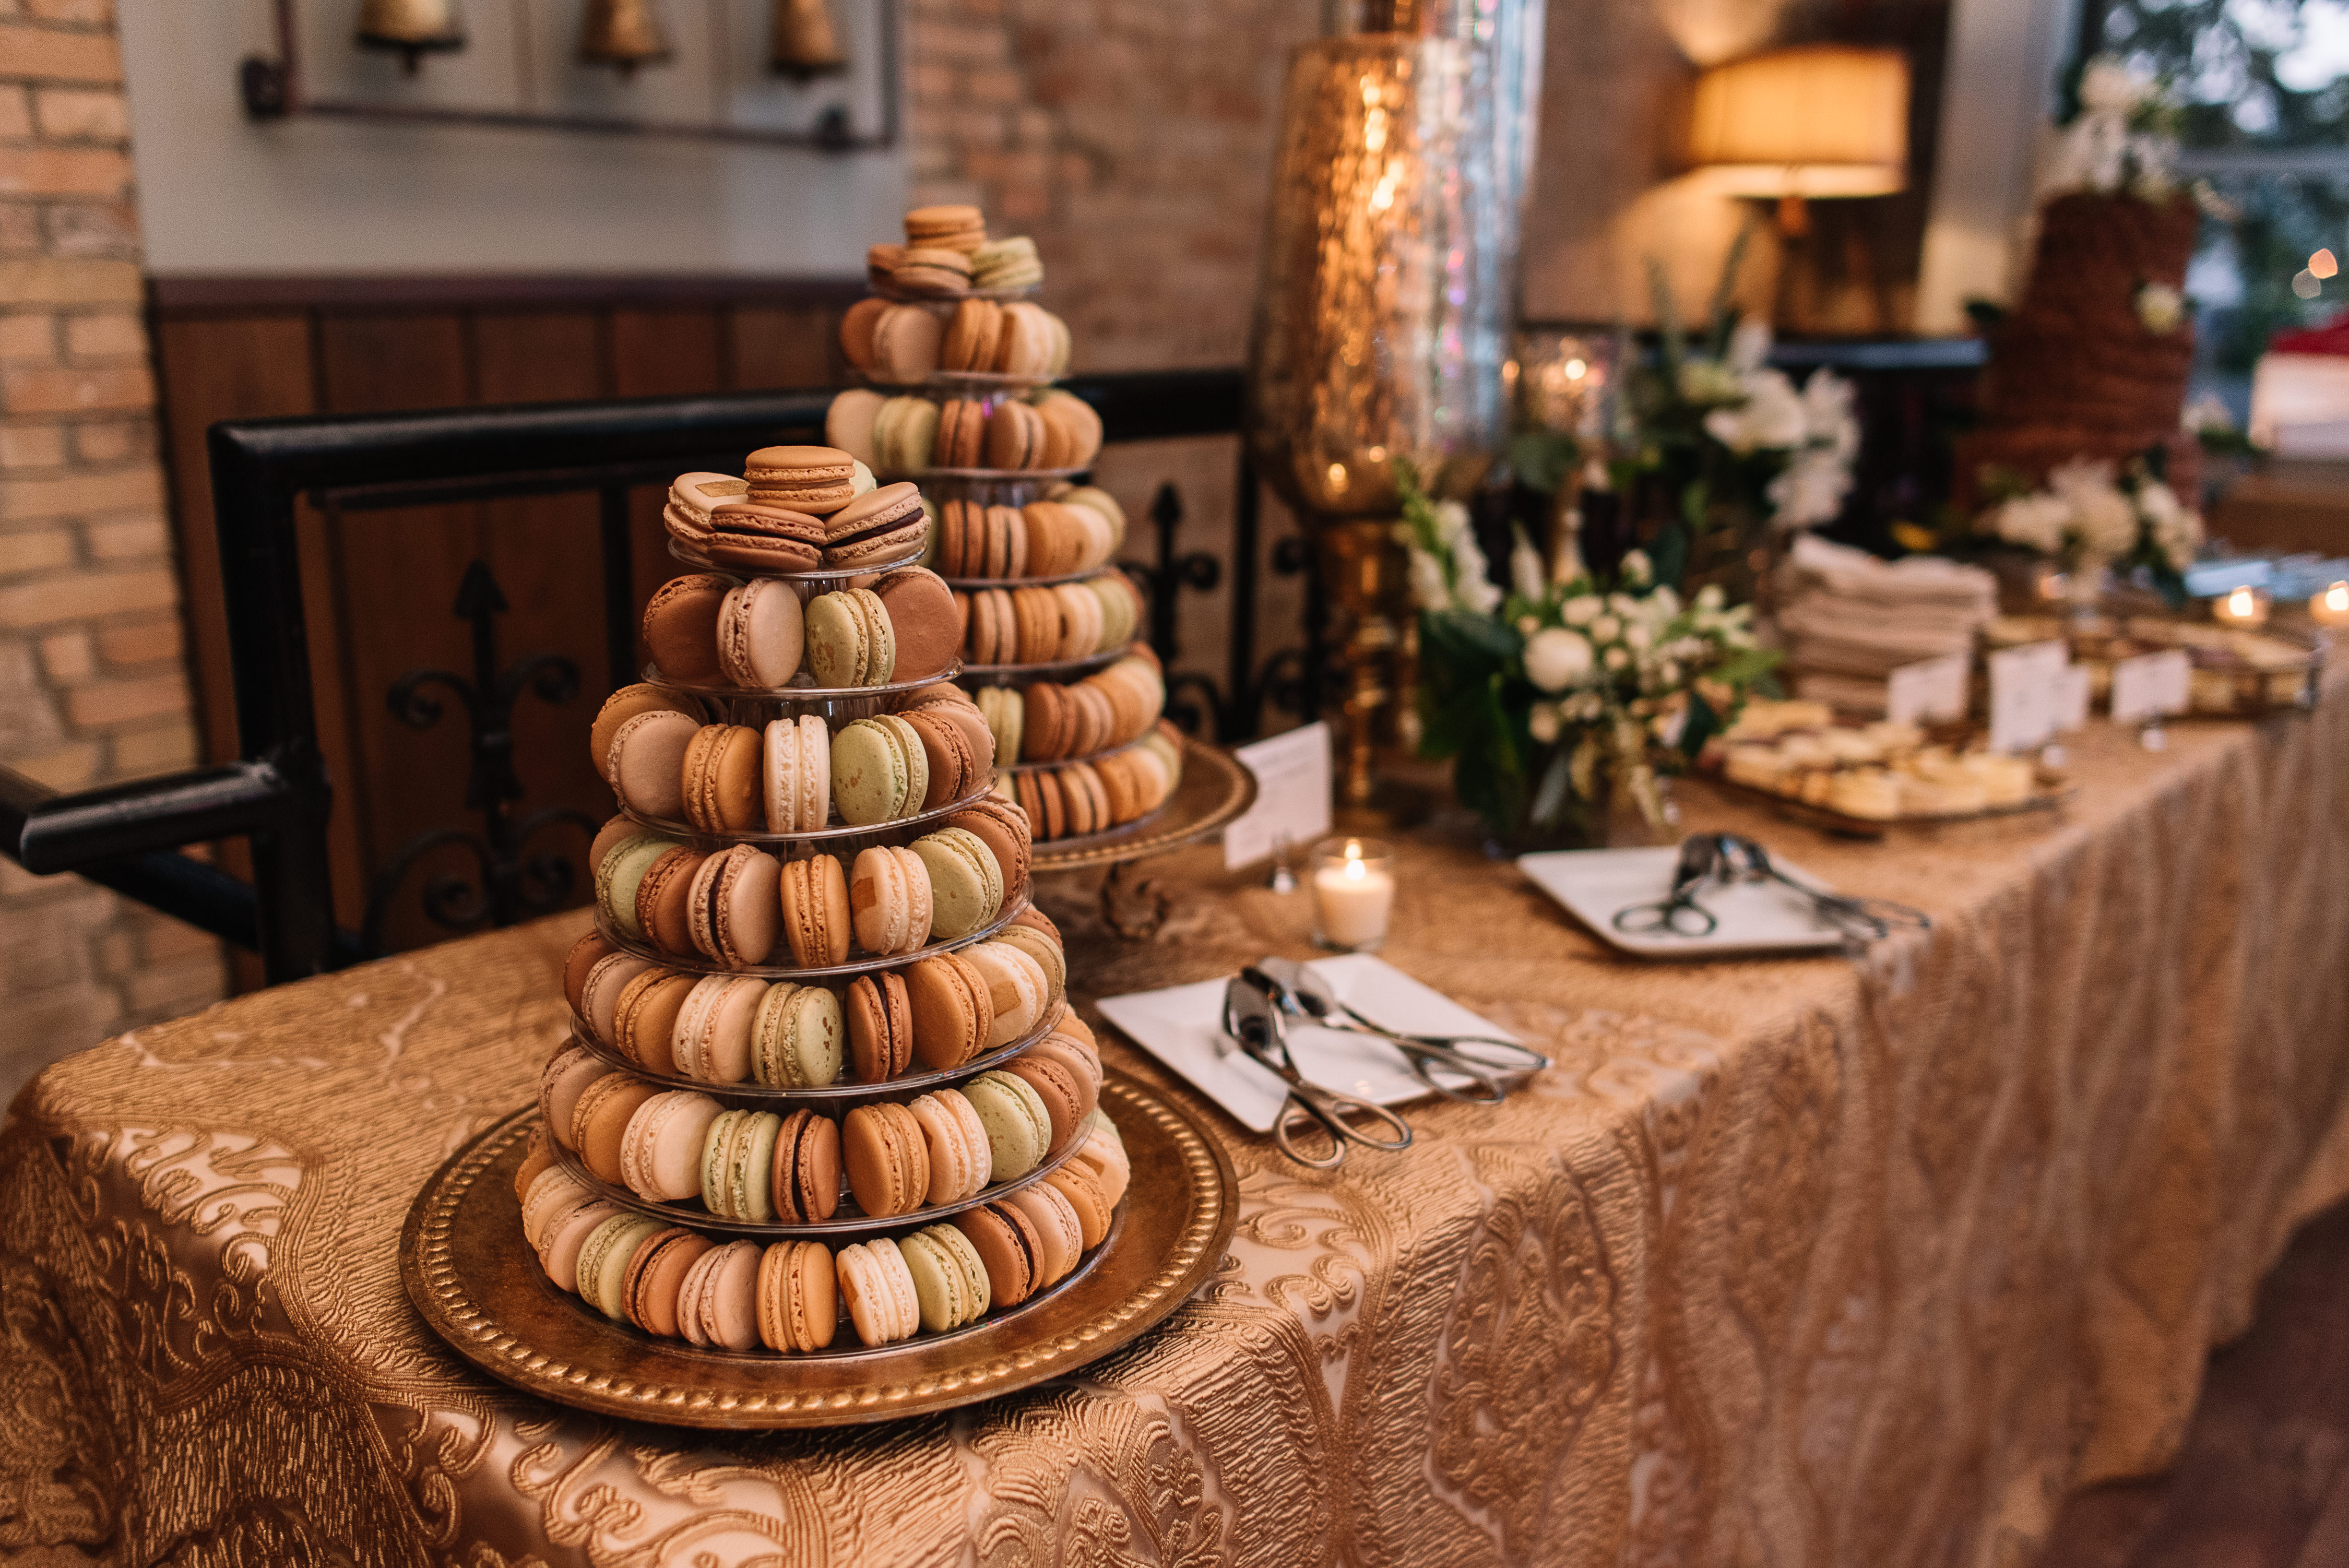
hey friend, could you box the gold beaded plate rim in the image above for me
[1029,739,1256,872]
[401,1071,1239,1429]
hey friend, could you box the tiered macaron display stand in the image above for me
[404,380,1237,1425]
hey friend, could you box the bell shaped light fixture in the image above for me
[1687,44,1909,233]
[355,0,465,74]
[579,0,673,78]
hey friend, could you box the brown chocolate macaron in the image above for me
[771,1107,843,1223]
[984,505,1027,578]
[564,930,615,1017]
[640,574,731,685]
[623,1226,714,1338]
[873,567,960,683]
[953,1201,1045,1307]
[984,400,1047,470]
[1022,683,1070,761]
[946,796,1031,894]
[904,707,978,810]
[846,970,914,1080]
[1005,1054,1088,1153]
[686,843,781,969]
[706,503,823,573]
[823,479,924,547]
[935,399,987,469]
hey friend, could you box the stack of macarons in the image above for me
[987,721,1185,844]
[956,575,1142,667]
[626,564,951,699]
[931,496,1122,581]
[928,391,1099,472]
[560,904,1065,1086]
[583,799,1030,976]
[836,301,1071,387]
[971,650,1166,764]
[533,998,1101,1214]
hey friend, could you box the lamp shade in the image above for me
[1688,45,1909,197]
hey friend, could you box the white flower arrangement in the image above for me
[1397,458,1776,838]
[2040,55,2181,202]
[1982,456,2204,576]
[1681,317,1861,530]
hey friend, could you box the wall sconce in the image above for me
[356,0,466,74]
[773,0,849,79]
[1687,44,1909,236]
[579,0,673,77]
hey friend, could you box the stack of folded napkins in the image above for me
[1771,534,1998,714]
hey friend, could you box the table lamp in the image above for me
[1687,44,1909,237]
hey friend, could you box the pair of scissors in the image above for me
[1251,957,1550,1103]
[1610,834,1725,937]
[1222,973,1415,1169]
[1713,835,1931,942]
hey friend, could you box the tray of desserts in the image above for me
[1983,614,2324,718]
[401,1070,1238,1429]
[1702,701,2068,837]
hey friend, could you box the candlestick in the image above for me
[1312,836,1396,952]
[2311,580,2349,628]
[2213,585,2271,630]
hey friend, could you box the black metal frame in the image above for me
[2,370,1260,985]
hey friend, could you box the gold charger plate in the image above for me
[1029,738,1256,873]
[401,1072,1239,1429]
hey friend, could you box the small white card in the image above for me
[1222,722,1333,870]
[2110,649,2191,723]
[1885,652,1972,725]
[1987,641,2069,753]
[2054,664,2092,733]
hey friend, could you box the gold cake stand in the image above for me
[1029,737,1256,874]
[402,1072,1238,1429]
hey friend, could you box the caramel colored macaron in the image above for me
[873,567,960,683]
[905,203,987,252]
[641,574,731,684]
[839,295,889,369]
[868,306,943,387]
[984,400,1048,470]
[634,845,709,955]
[624,1227,714,1339]
[942,297,1003,372]
[779,853,850,968]
[677,1238,763,1351]
[770,1107,843,1223]
[608,709,702,821]
[706,504,823,575]
[614,968,695,1075]
[1003,1050,1086,1150]
[1045,1160,1114,1249]
[953,1200,1045,1307]
[757,1238,839,1353]
[890,246,972,299]
[904,950,992,1071]
[745,445,860,515]
[946,795,1031,894]
[571,1073,660,1184]
[935,399,987,469]
[590,685,701,785]
[681,724,764,834]
[563,930,615,1018]
[843,1101,931,1218]
[904,707,979,811]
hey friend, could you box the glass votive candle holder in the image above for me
[2311,580,2349,628]
[2212,584,2271,629]
[1311,836,1395,953]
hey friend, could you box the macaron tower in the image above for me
[526,419,1133,1359]
[821,206,1184,849]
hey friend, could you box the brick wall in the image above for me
[0,0,222,1103]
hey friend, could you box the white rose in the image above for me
[1562,595,1601,627]
[1696,584,1724,611]
[1623,621,1652,652]
[1800,370,1860,459]
[2049,459,2137,557]
[1769,446,1853,529]
[1528,703,1562,744]
[1712,370,1808,453]
[1604,645,1630,671]
[1433,499,1472,541]
[1619,549,1652,587]
[1407,548,1453,611]
[1451,529,1503,614]
[2080,57,2152,113]
[2138,481,2181,527]
[1590,614,1621,644]
[1510,532,1546,602]
[1991,493,2071,555]
[1523,627,1594,692]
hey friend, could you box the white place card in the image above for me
[1886,652,1972,726]
[1222,721,1333,870]
[1987,641,2069,754]
[2110,649,2191,723]
[2054,664,2092,733]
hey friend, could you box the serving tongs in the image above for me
[1711,834,1931,943]
[1221,972,1414,1169]
[1251,956,1550,1101]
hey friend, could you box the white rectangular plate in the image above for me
[1517,847,1852,959]
[1096,953,1522,1134]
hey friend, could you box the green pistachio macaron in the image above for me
[804,588,899,687]
[728,1110,784,1223]
[833,714,931,826]
[596,835,672,941]
[963,1068,1052,1182]
[576,1213,663,1318]
[702,1108,748,1215]
[754,983,843,1088]
[899,1222,992,1332]
[913,826,1004,940]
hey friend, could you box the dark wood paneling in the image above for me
[148,279,851,976]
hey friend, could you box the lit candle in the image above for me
[2213,585,2271,630]
[2311,580,2349,628]
[1312,837,1396,953]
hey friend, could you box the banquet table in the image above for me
[7,673,2349,1568]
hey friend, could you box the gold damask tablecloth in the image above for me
[7,678,2349,1568]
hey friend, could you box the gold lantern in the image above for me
[1245,6,1541,821]
[772,0,848,79]
[579,0,673,76]
[355,0,465,73]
